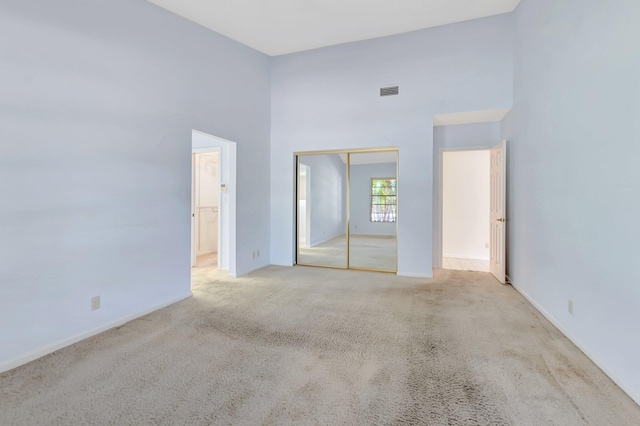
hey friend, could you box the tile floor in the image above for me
[443,257,490,272]
[195,252,218,268]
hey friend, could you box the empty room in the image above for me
[1,0,639,425]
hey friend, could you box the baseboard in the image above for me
[397,271,433,278]
[350,233,396,239]
[270,261,295,267]
[511,282,640,406]
[218,267,238,279]
[311,234,344,247]
[443,253,490,261]
[236,262,270,277]
[0,292,193,374]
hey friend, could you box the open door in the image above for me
[490,140,507,283]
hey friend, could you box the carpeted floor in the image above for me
[1,266,639,425]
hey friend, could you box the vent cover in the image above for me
[380,86,399,96]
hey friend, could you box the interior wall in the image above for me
[0,0,270,372]
[299,154,347,246]
[349,163,397,236]
[271,14,514,277]
[432,122,501,267]
[504,0,640,403]
[442,151,490,260]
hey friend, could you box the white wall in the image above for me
[442,151,490,260]
[349,163,397,236]
[503,0,640,404]
[271,15,514,277]
[0,0,269,372]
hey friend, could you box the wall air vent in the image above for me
[380,86,399,96]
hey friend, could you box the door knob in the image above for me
[496,218,506,222]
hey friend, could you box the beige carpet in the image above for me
[1,266,639,425]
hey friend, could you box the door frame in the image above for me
[192,130,237,277]
[192,148,221,269]
[435,145,493,270]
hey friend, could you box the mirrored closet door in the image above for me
[348,151,397,272]
[296,153,348,269]
[296,148,398,273]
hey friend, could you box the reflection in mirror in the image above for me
[348,151,398,271]
[297,154,347,268]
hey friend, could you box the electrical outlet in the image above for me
[91,296,100,311]
[485,243,489,249]
[568,300,574,315]
[257,249,260,257]
[252,251,256,259]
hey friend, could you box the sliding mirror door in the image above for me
[348,151,398,272]
[297,153,348,268]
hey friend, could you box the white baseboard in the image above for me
[196,250,217,256]
[443,252,490,261]
[236,262,270,277]
[350,233,396,238]
[0,292,193,374]
[271,261,295,267]
[397,271,433,279]
[511,282,640,406]
[311,234,344,247]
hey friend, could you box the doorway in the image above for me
[191,130,237,279]
[192,151,220,269]
[295,148,398,273]
[437,141,507,283]
[442,149,491,272]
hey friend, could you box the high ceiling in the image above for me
[146,0,521,56]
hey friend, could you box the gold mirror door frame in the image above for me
[295,148,398,273]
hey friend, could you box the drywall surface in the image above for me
[432,122,501,267]
[299,154,347,245]
[505,0,640,403]
[271,15,513,277]
[433,122,502,151]
[442,151,490,260]
[0,0,270,371]
[349,163,397,236]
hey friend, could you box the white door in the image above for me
[490,140,507,283]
